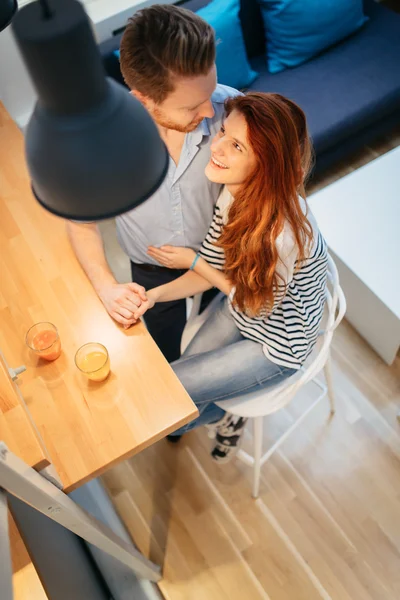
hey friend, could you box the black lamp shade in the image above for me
[25,79,169,220]
[11,0,168,220]
[0,0,17,31]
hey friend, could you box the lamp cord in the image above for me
[38,0,53,19]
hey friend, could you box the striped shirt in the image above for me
[199,188,328,370]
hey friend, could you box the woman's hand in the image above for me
[133,289,157,320]
[147,245,196,270]
[98,282,147,329]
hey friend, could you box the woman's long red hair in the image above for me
[219,93,314,316]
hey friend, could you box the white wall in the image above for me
[0,25,37,129]
[0,0,175,129]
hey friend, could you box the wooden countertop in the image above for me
[0,102,198,493]
[0,353,50,472]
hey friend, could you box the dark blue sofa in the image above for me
[98,0,400,175]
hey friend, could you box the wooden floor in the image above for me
[101,127,400,600]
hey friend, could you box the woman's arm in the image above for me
[133,256,232,319]
[137,198,232,319]
[146,242,233,299]
[152,256,231,303]
[192,255,232,296]
[150,269,212,305]
[133,269,210,319]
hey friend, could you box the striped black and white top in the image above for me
[199,187,328,370]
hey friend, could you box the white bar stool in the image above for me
[182,254,346,498]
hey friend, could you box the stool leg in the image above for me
[324,352,335,414]
[252,417,263,499]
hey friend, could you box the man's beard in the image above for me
[152,107,203,133]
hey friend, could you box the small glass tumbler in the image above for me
[75,342,110,382]
[26,322,61,361]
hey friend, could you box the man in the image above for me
[67,4,238,362]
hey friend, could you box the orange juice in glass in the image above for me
[26,322,61,361]
[75,342,110,382]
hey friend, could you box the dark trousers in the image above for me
[131,262,218,363]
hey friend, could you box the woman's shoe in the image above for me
[206,412,235,439]
[210,415,248,464]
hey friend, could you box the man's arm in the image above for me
[66,222,116,292]
[66,221,146,328]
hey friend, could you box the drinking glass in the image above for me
[26,322,61,361]
[75,342,110,382]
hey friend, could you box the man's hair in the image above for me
[119,4,216,103]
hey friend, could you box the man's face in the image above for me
[135,66,217,132]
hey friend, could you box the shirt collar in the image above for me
[189,117,211,147]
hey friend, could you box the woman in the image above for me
[136,93,328,463]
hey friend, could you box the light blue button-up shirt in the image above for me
[115,84,238,265]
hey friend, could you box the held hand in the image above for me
[98,282,147,329]
[147,245,196,270]
[132,294,156,321]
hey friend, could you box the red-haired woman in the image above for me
[138,93,328,462]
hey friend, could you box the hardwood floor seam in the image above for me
[276,450,357,550]
[255,498,334,600]
[185,447,253,550]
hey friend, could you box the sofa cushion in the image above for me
[197,0,258,89]
[258,0,368,74]
[247,0,400,153]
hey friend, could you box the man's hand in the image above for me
[98,282,147,329]
[147,245,196,270]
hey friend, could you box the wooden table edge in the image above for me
[64,406,199,494]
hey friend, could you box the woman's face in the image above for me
[205,110,256,192]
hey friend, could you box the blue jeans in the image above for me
[170,296,296,435]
